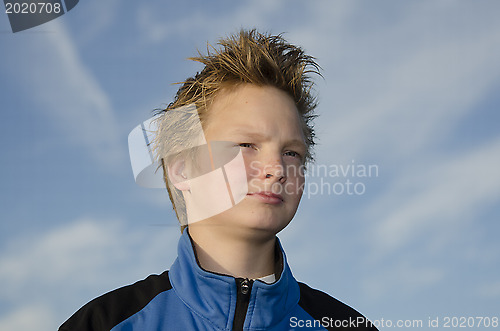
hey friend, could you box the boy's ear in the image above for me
[166,158,190,191]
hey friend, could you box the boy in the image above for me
[60,29,377,331]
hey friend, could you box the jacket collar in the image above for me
[168,229,300,330]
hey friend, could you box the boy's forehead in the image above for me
[223,128,305,145]
[208,84,294,113]
[202,123,307,157]
[205,105,306,147]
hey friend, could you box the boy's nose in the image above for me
[263,159,287,183]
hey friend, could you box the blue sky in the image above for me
[1,1,500,330]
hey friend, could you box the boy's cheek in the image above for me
[285,177,305,198]
[247,177,262,193]
[243,160,264,187]
[223,150,250,201]
[244,158,261,176]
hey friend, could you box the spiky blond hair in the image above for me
[152,29,320,231]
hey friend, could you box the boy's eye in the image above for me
[284,150,301,158]
[239,143,255,149]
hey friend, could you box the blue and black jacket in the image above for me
[59,230,377,330]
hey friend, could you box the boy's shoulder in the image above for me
[59,271,377,331]
[297,282,378,330]
[58,271,172,331]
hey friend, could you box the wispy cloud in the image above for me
[361,260,446,301]
[0,303,56,331]
[2,20,124,169]
[2,1,499,328]
[71,0,121,44]
[477,280,500,299]
[366,137,500,257]
[306,1,500,162]
[279,0,500,266]
[135,0,294,45]
[269,0,500,308]
[0,217,179,331]
[1,218,124,293]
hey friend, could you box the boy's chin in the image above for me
[186,199,295,234]
[190,212,291,237]
[226,211,292,237]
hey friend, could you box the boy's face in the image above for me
[186,84,306,237]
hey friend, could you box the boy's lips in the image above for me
[247,191,284,204]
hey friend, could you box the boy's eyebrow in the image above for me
[225,129,307,150]
[226,129,268,140]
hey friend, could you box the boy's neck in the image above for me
[187,225,277,280]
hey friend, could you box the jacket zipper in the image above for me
[232,278,253,331]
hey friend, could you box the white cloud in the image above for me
[0,217,179,331]
[136,0,293,45]
[366,137,500,258]
[277,0,500,269]
[361,260,445,301]
[2,1,499,327]
[273,2,500,309]
[3,20,124,169]
[0,303,56,331]
[294,1,500,163]
[72,0,121,44]
[0,217,179,295]
[0,218,122,290]
[477,280,500,299]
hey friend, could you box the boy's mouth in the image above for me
[247,191,284,204]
